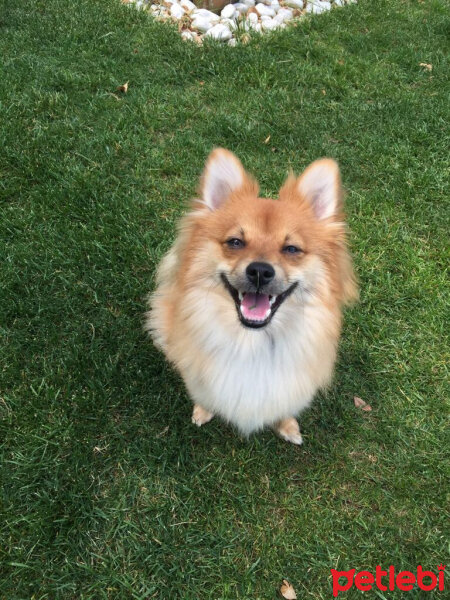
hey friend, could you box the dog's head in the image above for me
[180,149,357,330]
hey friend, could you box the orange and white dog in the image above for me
[145,149,357,444]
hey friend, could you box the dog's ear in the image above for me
[296,159,341,220]
[200,148,256,210]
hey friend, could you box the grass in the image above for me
[0,0,448,598]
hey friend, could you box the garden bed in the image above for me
[125,0,357,45]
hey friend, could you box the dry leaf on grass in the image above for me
[280,579,297,599]
[354,396,372,412]
[116,81,129,93]
[419,62,432,71]
[264,135,271,144]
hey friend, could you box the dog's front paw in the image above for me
[275,418,303,446]
[191,404,214,427]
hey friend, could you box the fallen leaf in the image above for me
[354,396,372,412]
[156,426,169,438]
[419,62,432,71]
[264,135,271,144]
[280,579,297,599]
[116,81,129,93]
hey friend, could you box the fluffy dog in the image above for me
[145,149,357,444]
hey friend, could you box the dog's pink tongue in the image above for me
[241,293,270,321]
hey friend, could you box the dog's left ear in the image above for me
[296,159,341,220]
[200,148,256,210]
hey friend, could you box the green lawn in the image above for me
[0,0,448,598]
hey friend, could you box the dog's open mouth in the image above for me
[221,274,297,329]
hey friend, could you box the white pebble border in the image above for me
[123,0,357,45]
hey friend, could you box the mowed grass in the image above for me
[0,0,448,598]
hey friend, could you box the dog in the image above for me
[145,149,357,444]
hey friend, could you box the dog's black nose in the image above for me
[246,262,275,287]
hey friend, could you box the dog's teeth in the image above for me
[238,291,244,301]
[254,309,271,322]
[269,296,277,306]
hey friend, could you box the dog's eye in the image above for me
[226,238,245,249]
[282,245,302,254]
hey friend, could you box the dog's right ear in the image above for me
[200,148,257,210]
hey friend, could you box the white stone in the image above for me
[274,7,293,22]
[261,17,280,30]
[241,18,256,31]
[255,3,276,16]
[181,30,196,41]
[228,38,237,46]
[244,14,261,30]
[306,2,323,13]
[205,23,233,40]
[191,16,214,32]
[221,17,238,30]
[244,20,262,31]
[283,0,303,8]
[192,8,220,23]
[221,4,237,19]
[233,3,249,14]
[150,5,168,17]
[307,1,331,13]
[242,0,256,6]
[170,3,185,19]
[334,0,344,5]
[180,0,196,12]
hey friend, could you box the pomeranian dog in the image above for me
[145,149,357,445]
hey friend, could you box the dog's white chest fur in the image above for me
[178,290,337,434]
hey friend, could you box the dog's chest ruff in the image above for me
[178,293,337,434]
